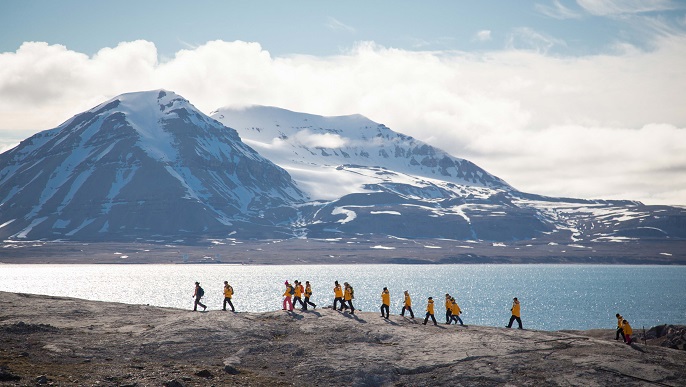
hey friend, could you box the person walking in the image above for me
[423,297,438,325]
[343,282,355,314]
[192,281,206,312]
[445,293,452,324]
[333,281,345,311]
[380,287,390,319]
[303,281,317,310]
[506,297,522,329]
[401,290,414,318]
[282,281,294,311]
[615,313,625,341]
[622,319,633,345]
[222,281,235,312]
[292,280,305,309]
[449,297,465,326]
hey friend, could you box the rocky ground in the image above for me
[1,291,685,386]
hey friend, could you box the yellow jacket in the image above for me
[294,285,302,297]
[344,287,352,301]
[450,301,461,315]
[404,293,412,307]
[334,284,343,298]
[616,315,624,328]
[623,321,633,336]
[445,298,452,310]
[305,284,312,297]
[381,290,390,306]
[223,285,233,298]
[283,285,293,297]
[511,300,520,317]
[426,299,435,314]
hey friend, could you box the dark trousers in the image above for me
[194,297,206,311]
[380,304,390,318]
[334,297,346,310]
[223,297,235,312]
[423,313,437,325]
[616,327,626,341]
[401,306,414,318]
[507,315,522,329]
[303,296,316,310]
[451,314,464,325]
[346,300,355,313]
[293,296,305,308]
[446,310,452,324]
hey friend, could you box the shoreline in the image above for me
[2,291,685,386]
[1,238,685,265]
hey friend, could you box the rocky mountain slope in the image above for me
[0,91,307,241]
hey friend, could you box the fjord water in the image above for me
[1,264,684,331]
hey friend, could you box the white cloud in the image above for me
[576,0,679,16]
[326,17,356,33]
[474,30,492,42]
[1,36,685,205]
[536,0,582,19]
[292,130,349,148]
[506,27,567,53]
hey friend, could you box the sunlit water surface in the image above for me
[1,264,684,331]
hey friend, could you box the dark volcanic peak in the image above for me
[0,90,308,241]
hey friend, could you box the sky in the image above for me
[1,0,686,206]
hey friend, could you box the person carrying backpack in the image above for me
[303,281,317,310]
[293,280,306,309]
[282,281,294,311]
[343,282,355,314]
[223,281,235,312]
[193,282,206,312]
[333,281,345,311]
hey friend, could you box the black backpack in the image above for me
[197,286,205,298]
[289,286,295,295]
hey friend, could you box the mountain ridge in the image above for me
[0,90,684,260]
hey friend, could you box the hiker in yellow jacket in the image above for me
[292,280,305,309]
[449,297,464,326]
[622,319,633,345]
[343,282,355,314]
[333,281,345,311]
[303,281,316,310]
[282,281,294,311]
[615,313,625,341]
[444,293,452,324]
[400,290,414,318]
[423,297,438,325]
[506,297,522,329]
[380,287,390,319]
[222,281,235,312]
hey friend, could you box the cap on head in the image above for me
[195,282,200,285]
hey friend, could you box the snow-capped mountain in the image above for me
[0,90,307,241]
[212,106,686,244]
[211,106,511,201]
[1,92,683,250]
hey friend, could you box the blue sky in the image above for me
[3,0,682,57]
[1,0,686,205]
